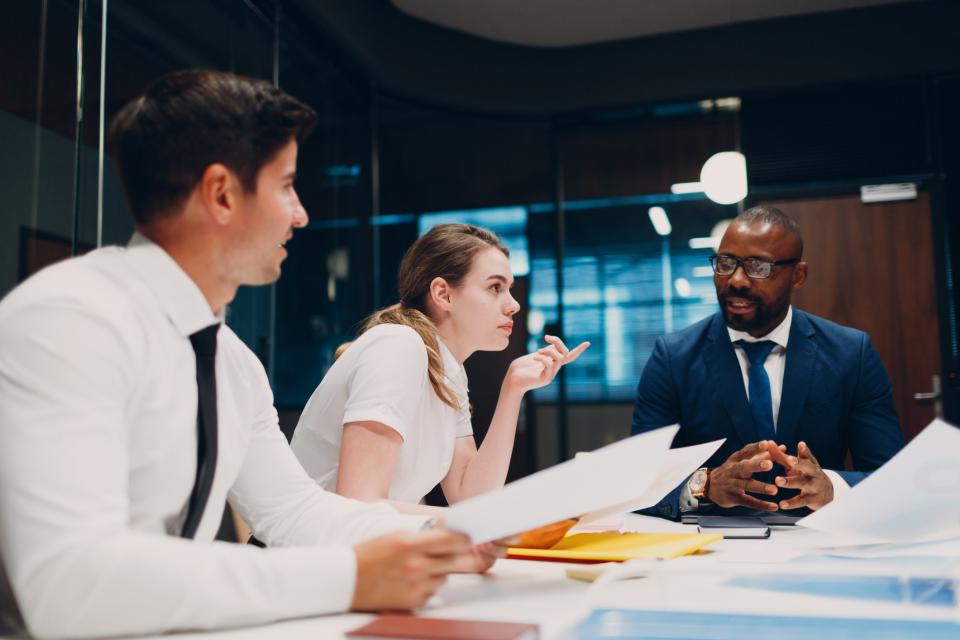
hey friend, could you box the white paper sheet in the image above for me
[444,425,679,543]
[813,536,960,560]
[798,419,960,542]
[579,438,725,524]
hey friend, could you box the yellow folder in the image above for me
[507,531,722,562]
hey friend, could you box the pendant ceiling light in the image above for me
[699,151,748,205]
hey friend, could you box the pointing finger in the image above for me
[562,341,591,364]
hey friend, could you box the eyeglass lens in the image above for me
[713,256,772,278]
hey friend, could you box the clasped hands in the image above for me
[705,440,834,511]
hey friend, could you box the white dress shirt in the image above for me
[681,306,848,511]
[0,234,424,639]
[291,323,474,504]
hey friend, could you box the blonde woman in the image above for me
[291,223,588,514]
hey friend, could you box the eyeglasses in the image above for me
[709,254,800,280]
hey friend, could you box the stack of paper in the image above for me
[579,439,724,524]
[444,425,723,543]
[798,419,960,542]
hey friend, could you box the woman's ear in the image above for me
[428,276,453,313]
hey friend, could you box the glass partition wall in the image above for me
[1,1,745,479]
[10,3,947,482]
[2,0,389,437]
[2,0,87,301]
[2,0,280,368]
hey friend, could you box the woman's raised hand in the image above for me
[504,335,590,394]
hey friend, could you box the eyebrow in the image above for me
[486,274,514,286]
[283,171,297,182]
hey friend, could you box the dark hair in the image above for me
[107,69,317,224]
[733,205,804,257]
[337,224,509,410]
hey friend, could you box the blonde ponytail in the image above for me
[336,304,460,410]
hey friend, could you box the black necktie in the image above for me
[181,324,220,539]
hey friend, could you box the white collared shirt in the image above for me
[291,323,474,504]
[0,234,423,639]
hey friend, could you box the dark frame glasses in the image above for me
[709,254,800,279]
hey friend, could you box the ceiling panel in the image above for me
[391,0,920,48]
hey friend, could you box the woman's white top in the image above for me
[291,323,473,503]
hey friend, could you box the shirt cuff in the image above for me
[823,469,850,499]
[679,477,701,512]
[342,407,407,442]
[265,546,359,617]
[396,514,433,531]
[373,501,432,532]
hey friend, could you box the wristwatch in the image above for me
[689,467,712,505]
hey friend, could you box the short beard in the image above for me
[718,289,788,334]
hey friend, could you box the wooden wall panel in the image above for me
[761,193,940,441]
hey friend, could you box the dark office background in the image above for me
[2,0,958,484]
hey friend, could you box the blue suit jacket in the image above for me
[631,308,904,520]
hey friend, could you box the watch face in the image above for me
[691,469,708,493]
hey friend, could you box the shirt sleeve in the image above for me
[454,374,474,438]
[0,304,421,640]
[228,338,428,547]
[678,477,701,512]
[341,326,430,440]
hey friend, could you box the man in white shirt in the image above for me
[631,206,904,520]
[0,69,488,639]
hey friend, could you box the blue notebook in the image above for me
[560,609,960,639]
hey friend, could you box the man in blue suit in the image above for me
[632,206,904,520]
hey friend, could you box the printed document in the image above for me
[446,425,690,543]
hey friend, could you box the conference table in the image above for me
[141,514,958,639]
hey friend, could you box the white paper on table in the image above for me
[813,537,960,560]
[579,438,725,524]
[798,418,960,542]
[444,424,679,543]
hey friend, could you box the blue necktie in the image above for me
[736,340,777,441]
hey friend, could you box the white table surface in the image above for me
[114,514,958,639]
